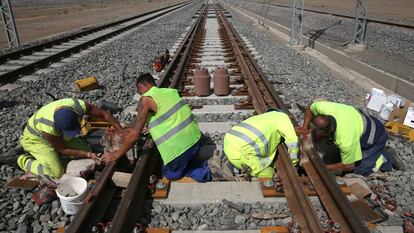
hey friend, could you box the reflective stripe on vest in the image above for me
[238,122,269,156]
[259,157,272,170]
[26,159,34,171]
[143,87,201,165]
[228,129,261,155]
[285,142,299,160]
[37,165,44,176]
[359,110,376,145]
[228,122,270,169]
[26,158,45,176]
[26,123,42,137]
[25,98,84,137]
[34,116,54,128]
[148,99,185,130]
[72,98,84,117]
[154,114,196,146]
[372,154,386,172]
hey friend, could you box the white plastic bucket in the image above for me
[56,176,88,215]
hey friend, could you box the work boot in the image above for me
[208,150,235,181]
[385,146,406,171]
[0,146,23,165]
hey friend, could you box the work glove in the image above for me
[291,158,300,167]
[234,164,252,182]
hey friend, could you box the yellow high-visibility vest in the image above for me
[24,98,87,141]
[143,87,201,165]
[223,111,299,176]
[310,101,364,164]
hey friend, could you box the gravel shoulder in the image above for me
[225,0,414,83]
[253,0,414,23]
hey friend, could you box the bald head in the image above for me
[310,114,334,137]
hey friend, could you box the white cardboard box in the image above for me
[366,88,387,112]
[403,105,414,128]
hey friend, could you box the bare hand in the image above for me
[272,171,284,192]
[295,126,310,135]
[102,152,120,163]
[142,127,149,135]
[91,153,103,165]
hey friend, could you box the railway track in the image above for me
[64,1,373,233]
[0,1,193,86]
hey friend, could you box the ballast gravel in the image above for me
[223,0,414,82]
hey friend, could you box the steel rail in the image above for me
[276,145,325,233]
[216,2,370,232]
[109,141,158,233]
[215,5,267,114]
[108,5,209,232]
[214,3,325,232]
[301,144,370,233]
[0,1,193,85]
[158,4,208,89]
[67,3,201,232]
[216,3,293,119]
[67,161,119,233]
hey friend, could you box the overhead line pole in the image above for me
[351,0,368,44]
[290,0,304,47]
[0,0,20,49]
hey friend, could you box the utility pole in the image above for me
[1,0,20,49]
[290,0,304,47]
[351,0,368,45]
[258,0,271,26]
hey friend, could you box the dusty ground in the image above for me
[0,0,186,49]
[254,0,414,21]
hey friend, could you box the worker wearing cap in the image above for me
[302,100,393,176]
[17,98,123,179]
[223,109,299,178]
[102,73,211,182]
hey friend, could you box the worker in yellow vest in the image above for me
[17,98,123,179]
[301,100,393,176]
[223,109,299,178]
[102,73,211,182]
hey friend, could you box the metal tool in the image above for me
[100,101,122,114]
[0,145,23,165]
[251,212,289,220]
[32,184,57,206]
[349,183,389,222]
[222,198,244,213]
[296,102,306,113]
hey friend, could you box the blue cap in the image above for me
[53,108,81,138]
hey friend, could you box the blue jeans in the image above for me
[353,131,393,176]
[163,139,212,182]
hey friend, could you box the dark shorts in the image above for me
[319,138,341,165]
[163,139,212,182]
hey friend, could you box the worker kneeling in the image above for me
[17,98,123,179]
[302,100,393,176]
[223,109,299,178]
[102,73,212,182]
